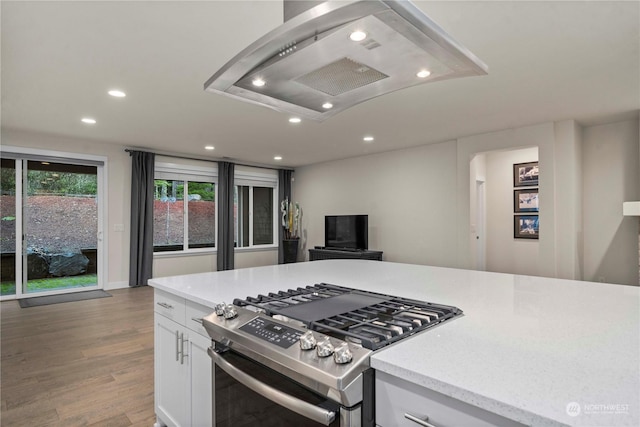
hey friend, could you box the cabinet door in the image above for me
[376,371,525,427]
[188,332,213,427]
[155,313,189,427]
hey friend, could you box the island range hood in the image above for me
[204,0,488,121]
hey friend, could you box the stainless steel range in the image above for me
[203,283,463,427]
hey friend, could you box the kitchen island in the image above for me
[149,260,639,427]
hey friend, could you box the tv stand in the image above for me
[309,247,383,261]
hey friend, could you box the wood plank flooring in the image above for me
[1,287,156,426]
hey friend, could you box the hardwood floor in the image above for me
[1,287,156,426]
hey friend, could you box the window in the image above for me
[152,163,276,253]
[154,163,216,253]
[234,171,277,248]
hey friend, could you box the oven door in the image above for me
[209,346,349,427]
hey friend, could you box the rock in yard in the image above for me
[27,250,49,279]
[49,252,89,277]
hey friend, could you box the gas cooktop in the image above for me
[233,283,463,351]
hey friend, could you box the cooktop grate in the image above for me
[233,283,463,350]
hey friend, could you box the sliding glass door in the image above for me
[0,159,18,297]
[23,161,99,294]
[0,153,104,299]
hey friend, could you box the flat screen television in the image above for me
[324,215,368,251]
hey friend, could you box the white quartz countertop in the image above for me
[148,260,640,426]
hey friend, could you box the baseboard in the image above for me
[105,281,129,290]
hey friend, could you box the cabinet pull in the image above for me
[191,317,204,325]
[157,302,174,309]
[180,334,189,365]
[175,331,180,361]
[404,413,438,427]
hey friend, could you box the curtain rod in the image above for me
[124,148,294,172]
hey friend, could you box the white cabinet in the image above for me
[154,289,213,427]
[188,332,214,427]
[155,314,190,426]
[376,371,525,427]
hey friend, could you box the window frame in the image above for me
[153,162,217,256]
[234,170,278,251]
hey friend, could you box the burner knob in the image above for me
[333,343,353,364]
[215,302,226,316]
[316,336,334,358]
[223,304,238,319]
[299,331,317,350]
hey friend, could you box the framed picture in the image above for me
[514,215,539,239]
[514,189,539,213]
[513,161,539,187]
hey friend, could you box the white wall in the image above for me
[296,118,639,286]
[457,122,558,278]
[294,140,459,266]
[583,119,640,285]
[553,121,584,280]
[484,147,539,276]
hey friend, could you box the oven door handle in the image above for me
[208,347,336,426]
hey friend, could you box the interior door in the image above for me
[475,180,486,271]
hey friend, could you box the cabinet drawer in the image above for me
[185,299,215,337]
[154,289,186,323]
[376,371,524,427]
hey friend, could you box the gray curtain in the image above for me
[129,150,155,287]
[278,169,293,264]
[217,161,235,271]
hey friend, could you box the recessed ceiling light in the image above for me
[205,145,215,151]
[322,102,333,109]
[252,78,266,87]
[41,162,50,165]
[363,136,374,142]
[289,117,301,124]
[274,156,283,161]
[349,31,367,42]
[81,118,96,124]
[416,69,431,78]
[108,89,126,97]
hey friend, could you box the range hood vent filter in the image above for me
[295,57,389,96]
[204,0,488,121]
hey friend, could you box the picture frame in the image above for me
[514,189,539,213]
[514,215,539,239]
[513,161,539,187]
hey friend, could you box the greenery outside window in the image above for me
[154,163,216,253]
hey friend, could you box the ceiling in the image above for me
[2,1,638,168]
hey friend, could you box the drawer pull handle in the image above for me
[157,302,174,309]
[405,413,438,427]
[191,317,204,325]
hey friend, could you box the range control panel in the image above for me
[239,317,303,349]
